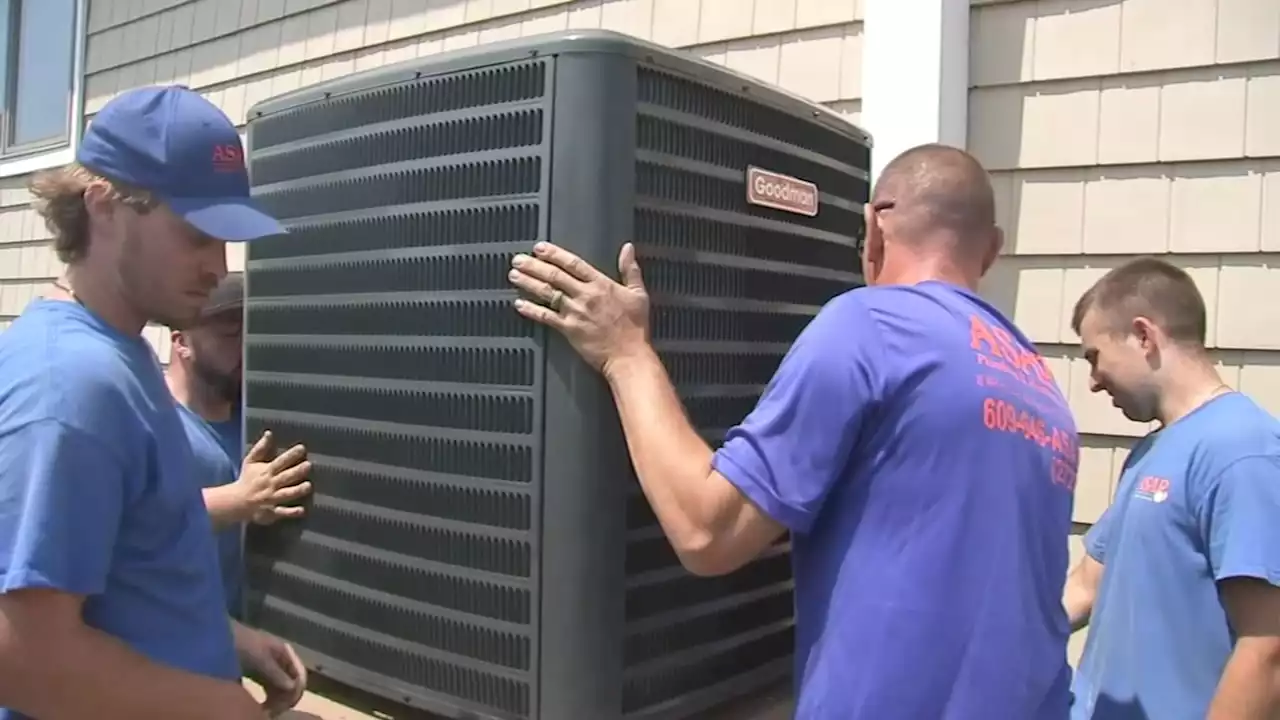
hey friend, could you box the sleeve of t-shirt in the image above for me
[1083,504,1115,564]
[712,294,885,535]
[0,419,127,596]
[1196,454,1280,585]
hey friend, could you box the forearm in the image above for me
[1063,556,1103,634]
[232,618,255,654]
[0,621,255,719]
[231,620,256,673]
[1063,581,1093,633]
[1208,641,1280,720]
[604,347,717,551]
[203,484,248,528]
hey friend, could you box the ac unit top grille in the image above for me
[637,67,869,172]
[250,62,547,151]
[252,107,545,187]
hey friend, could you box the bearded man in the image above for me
[165,272,313,618]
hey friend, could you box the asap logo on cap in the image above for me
[746,166,819,217]
[212,143,244,173]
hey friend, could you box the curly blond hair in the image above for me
[28,163,157,263]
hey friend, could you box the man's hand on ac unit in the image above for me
[509,241,651,378]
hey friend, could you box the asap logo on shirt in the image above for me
[1134,475,1172,504]
[969,313,1079,493]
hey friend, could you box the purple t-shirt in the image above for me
[713,281,1076,719]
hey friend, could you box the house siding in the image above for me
[969,0,1280,663]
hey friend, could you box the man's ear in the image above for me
[981,226,1005,275]
[82,181,115,219]
[1131,316,1160,353]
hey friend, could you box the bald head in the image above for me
[871,144,997,250]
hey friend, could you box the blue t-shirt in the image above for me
[1071,392,1280,720]
[0,300,239,718]
[713,282,1077,719]
[177,404,245,617]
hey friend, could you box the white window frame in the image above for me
[0,0,88,179]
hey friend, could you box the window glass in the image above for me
[11,0,75,147]
[0,2,11,115]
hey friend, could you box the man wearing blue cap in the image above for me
[0,86,302,718]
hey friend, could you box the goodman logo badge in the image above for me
[746,166,819,217]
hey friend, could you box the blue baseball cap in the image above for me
[77,85,284,242]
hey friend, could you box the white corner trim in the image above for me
[0,0,89,179]
[860,0,970,186]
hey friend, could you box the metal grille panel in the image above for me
[243,31,871,720]
[619,67,867,717]
[244,59,551,720]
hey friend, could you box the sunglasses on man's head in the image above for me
[855,201,897,254]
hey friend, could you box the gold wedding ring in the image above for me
[548,289,564,313]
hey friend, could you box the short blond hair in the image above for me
[28,163,157,263]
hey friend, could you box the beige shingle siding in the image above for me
[970,0,1280,665]
[75,0,862,265]
[970,0,1280,515]
[0,175,56,320]
[82,0,865,131]
[0,0,864,353]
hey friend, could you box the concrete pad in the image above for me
[245,680,378,720]
[246,679,794,720]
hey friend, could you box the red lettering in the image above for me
[990,327,1022,367]
[1015,349,1038,377]
[211,144,244,167]
[1020,352,1062,396]
[1029,355,1055,386]
[971,315,1065,403]
[982,396,1076,468]
[1138,476,1170,494]
[1052,457,1078,491]
[970,315,1000,357]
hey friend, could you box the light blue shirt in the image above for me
[0,300,238,719]
[177,404,244,617]
[1071,392,1280,719]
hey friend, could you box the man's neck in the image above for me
[59,267,147,336]
[165,365,233,423]
[1156,353,1231,427]
[874,254,981,292]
